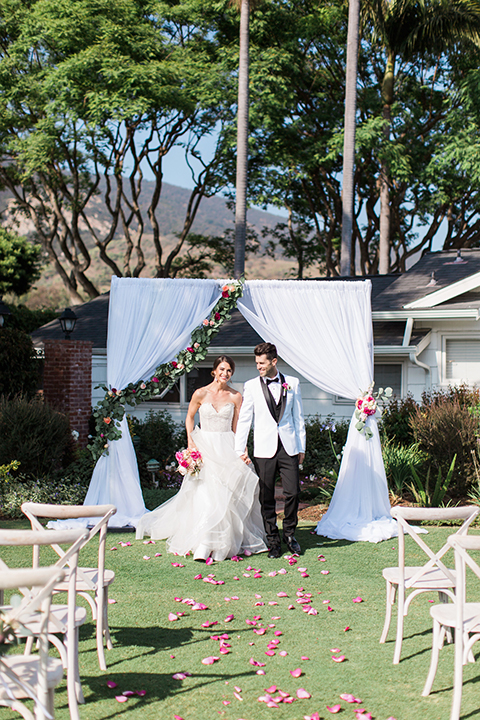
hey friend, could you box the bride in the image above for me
[136,356,267,561]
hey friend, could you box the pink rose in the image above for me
[140,383,146,389]
[222,290,229,298]
[187,347,194,353]
[194,343,200,348]
[215,312,220,320]
[177,363,184,370]
[171,361,178,368]
[203,319,209,326]
[152,377,159,383]
[209,320,215,326]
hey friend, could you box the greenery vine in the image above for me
[88,281,244,461]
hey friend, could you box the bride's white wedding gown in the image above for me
[136,402,267,560]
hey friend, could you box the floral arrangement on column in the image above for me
[88,282,244,461]
[355,384,392,440]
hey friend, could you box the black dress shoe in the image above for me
[268,545,282,559]
[284,536,301,555]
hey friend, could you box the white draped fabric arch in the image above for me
[54,276,395,542]
[237,280,396,543]
[83,277,224,527]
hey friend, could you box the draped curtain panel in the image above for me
[83,277,224,528]
[237,279,396,543]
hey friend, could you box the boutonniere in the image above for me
[282,382,292,396]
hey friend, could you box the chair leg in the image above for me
[422,619,445,696]
[104,587,113,651]
[438,591,453,644]
[393,586,405,665]
[66,627,81,720]
[380,580,395,644]
[96,590,107,672]
[450,626,464,720]
[24,635,34,656]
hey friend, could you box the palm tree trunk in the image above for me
[340,0,361,277]
[234,0,250,279]
[378,49,395,274]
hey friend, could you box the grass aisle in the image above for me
[1,520,480,720]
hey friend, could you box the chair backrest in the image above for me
[449,535,480,624]
[0,529,88,608]
[21,503,117,589]
[0,566,65,720]
[390,506,480,588]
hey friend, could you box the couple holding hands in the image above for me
[137,342,306,562]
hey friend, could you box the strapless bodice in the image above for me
[199,402,234,432]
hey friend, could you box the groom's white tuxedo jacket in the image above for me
[235,375,306,459]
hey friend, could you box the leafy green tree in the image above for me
[0,228,42,296]
[238,0,480,275]
[0,0,238,302]
[361,0,480,273]
[0,327,41,399]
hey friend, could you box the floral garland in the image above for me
[88,281,244,461]
[355,385,392,440]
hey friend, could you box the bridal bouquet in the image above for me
[355,385,392,440]
[175,448,203,477]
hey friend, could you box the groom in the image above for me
[235,342,306,558]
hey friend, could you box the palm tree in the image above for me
[340,0,361,276]
[363,0,480,274]
[234,0,250,279]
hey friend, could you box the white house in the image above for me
[32,249,480,424]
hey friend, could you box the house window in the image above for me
[150,380,181,403]
[187,367,213,401]
[335,362,402,403]
[374,363,402,396]
[445,339,480,382]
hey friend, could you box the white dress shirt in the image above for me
[265,374,282,404]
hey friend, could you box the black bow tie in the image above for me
[266,377,279,385]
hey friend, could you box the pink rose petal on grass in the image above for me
[155,553,161,557]
[110,547,117,551]
[297,688,311,699]
[256,669,266,675]
[278,568,287,574]
[290,668,302,678]
[344,626,351,632]
[352,596,363,603]
[201,656,219,665]
[143,555,150,560]
[108,598,117,604]
[265,650,275,656]
[304,714,321,720]
[301,656,310,660]
[168,613,178,622]
[135,690,146,696]
[321,570,330,575]
[224,614,234,622]
[332,655,345,663]
[115,695,128,702]
[122,690,135,696]
[279,650,288,656]
[106,681,117,688]
[327,705,342,714]
[174,716,185,720]
[340,694,362,703]
[330,648,341,653]
[205,557,213,565]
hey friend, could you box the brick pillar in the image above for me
[43,340,93,448]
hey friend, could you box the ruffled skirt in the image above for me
[136,427,267,560]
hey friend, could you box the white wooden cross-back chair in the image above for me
[380,505,479,664]
[0,566,65,720]
[0,528,89,720]
[21,503,117,671]
[422,534,480,720]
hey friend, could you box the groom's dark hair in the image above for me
[254,342,277,360]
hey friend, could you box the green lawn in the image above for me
[1,519,480,720]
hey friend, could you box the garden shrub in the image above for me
[302,415,349,478]
[409,397,479,496]
[0,327,41,399]
[0,396,76,476]
[142,486,179,510]
[128,410,186,487]
[1,474,88,518]
[380,394,418,446]
[382,440,427,495]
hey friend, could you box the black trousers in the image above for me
[254,438,300,547]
